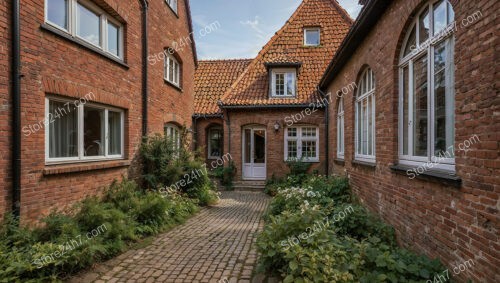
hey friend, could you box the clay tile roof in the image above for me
[194,59,252,115]
[220,0,352,107]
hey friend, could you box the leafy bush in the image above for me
[212,161,236,190]
[0,179,200,282]
[141,134,219,206]
[257,175,447,282]
[285,158,311,186]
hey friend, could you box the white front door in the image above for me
[242,127,266,180]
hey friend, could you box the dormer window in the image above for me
[271,69,296,97]
[304,28,320,46]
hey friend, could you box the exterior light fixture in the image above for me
[274,121,281,132]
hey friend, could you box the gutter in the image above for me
[140,0,148,137]
[317,87,329,175]
[219,103,312,110]
[12,0,21,218]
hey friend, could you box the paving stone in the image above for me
[67,191,270,282]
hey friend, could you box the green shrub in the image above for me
[212,161,236,190]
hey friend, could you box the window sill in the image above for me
[352,159,376,168]
[43,160,131,176]
[164,79,183,92]
[390,164,461,188]
[40,23,129,69]
[334,158,345,165]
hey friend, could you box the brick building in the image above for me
[319,0,499,281]
[1,0,196,221]
[194,0,352,182]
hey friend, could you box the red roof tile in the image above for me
[194,59,252,115]
[220,0,352,107]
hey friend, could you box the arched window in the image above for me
[164,123,180,150]
[355,68,375,162]
[399,0,455,171]
[208,126,223,159]
[337,98,344,159]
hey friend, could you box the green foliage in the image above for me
[212,161,236,190]
[0,179,199,282]
[257,175,447,282]
[285,158,312,186]
[141,134,219,206]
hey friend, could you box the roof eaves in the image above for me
[319,0,391,90]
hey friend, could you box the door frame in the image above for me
[242,126,267,180]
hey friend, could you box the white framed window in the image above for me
[304,28,320,46]
[355,68,376,163]
[284,126,319,162]
[166,0,178,14]
[44,0,124,59]
[271,69,296,97]
[337,98,345,159]
[399,0,455,171]
[164,123,180,150]
[165,54,181,87]
[45,97,124,164]
[208,127,223,159]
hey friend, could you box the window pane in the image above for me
[433,0,447,35]
[362,98,367,155]
[413,54,428,157]
[77,3,101,46]
[356,104,361,154]
[302,127,316,137]
[49,100,78,158]
[275,73,284,96]
[287,140,297,159]
[108,111,122,155]
[447,3,455,24]
[254,130,265,164]
[402,66,409,155]
[209,129,222,157]
[302,141,317,159]
[84,107,105,156]
[286,73,295,96]
[434,40,454,157]
[287,128,297,137]
[419,8,430,43]
[47,0,68,29]
[107,22,119,56]
[169,58,174,82]
[305,29,320,45]
[368,96,372,155]
[403,25,416,57]
[244,129,251,163]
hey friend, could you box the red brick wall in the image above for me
[147,0,195,133]
[0,0,195,222]
[225,108,326,181]
[0,0,12,219]
[325,0,499,281]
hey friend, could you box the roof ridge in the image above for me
[199,58,253,63]
[220,0,311,104]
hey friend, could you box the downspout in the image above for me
[12,0,21,218]
[318,87,329,175]
[140,0,148,136]
[226,111,231,153]
[192,116,198,150]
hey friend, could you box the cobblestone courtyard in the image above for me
[68,191,270,283]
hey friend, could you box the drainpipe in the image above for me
[12,0,21,218]
[140,0,148,137]
[226,111,231,153]
[318,87,329,175]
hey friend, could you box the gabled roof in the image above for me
[219,0,352,107]
[194,59,252,115]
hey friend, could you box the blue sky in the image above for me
[190,0,362,60]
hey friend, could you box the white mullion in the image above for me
[78,103,84,159]
[70,0,76,35]
[102,16,108,52]
[372,93,375,156]
[427,45,433,161]
[409,61,413,158]
[104,109,109,157]
[120,111,124,157]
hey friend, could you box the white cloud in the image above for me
[240,16,265,39]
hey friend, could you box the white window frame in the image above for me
[337,98,345,159]
[284,126,319,162]
[304,27,320,46]
[398,0,455,172]
[164,123,181,150]
[165,0,178,14]
[355,68,376,163]
[208,127,223,159]
[45,96,125,164]
[165,54,181,87]
[271,69,296,98]
[44,0,124,59]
